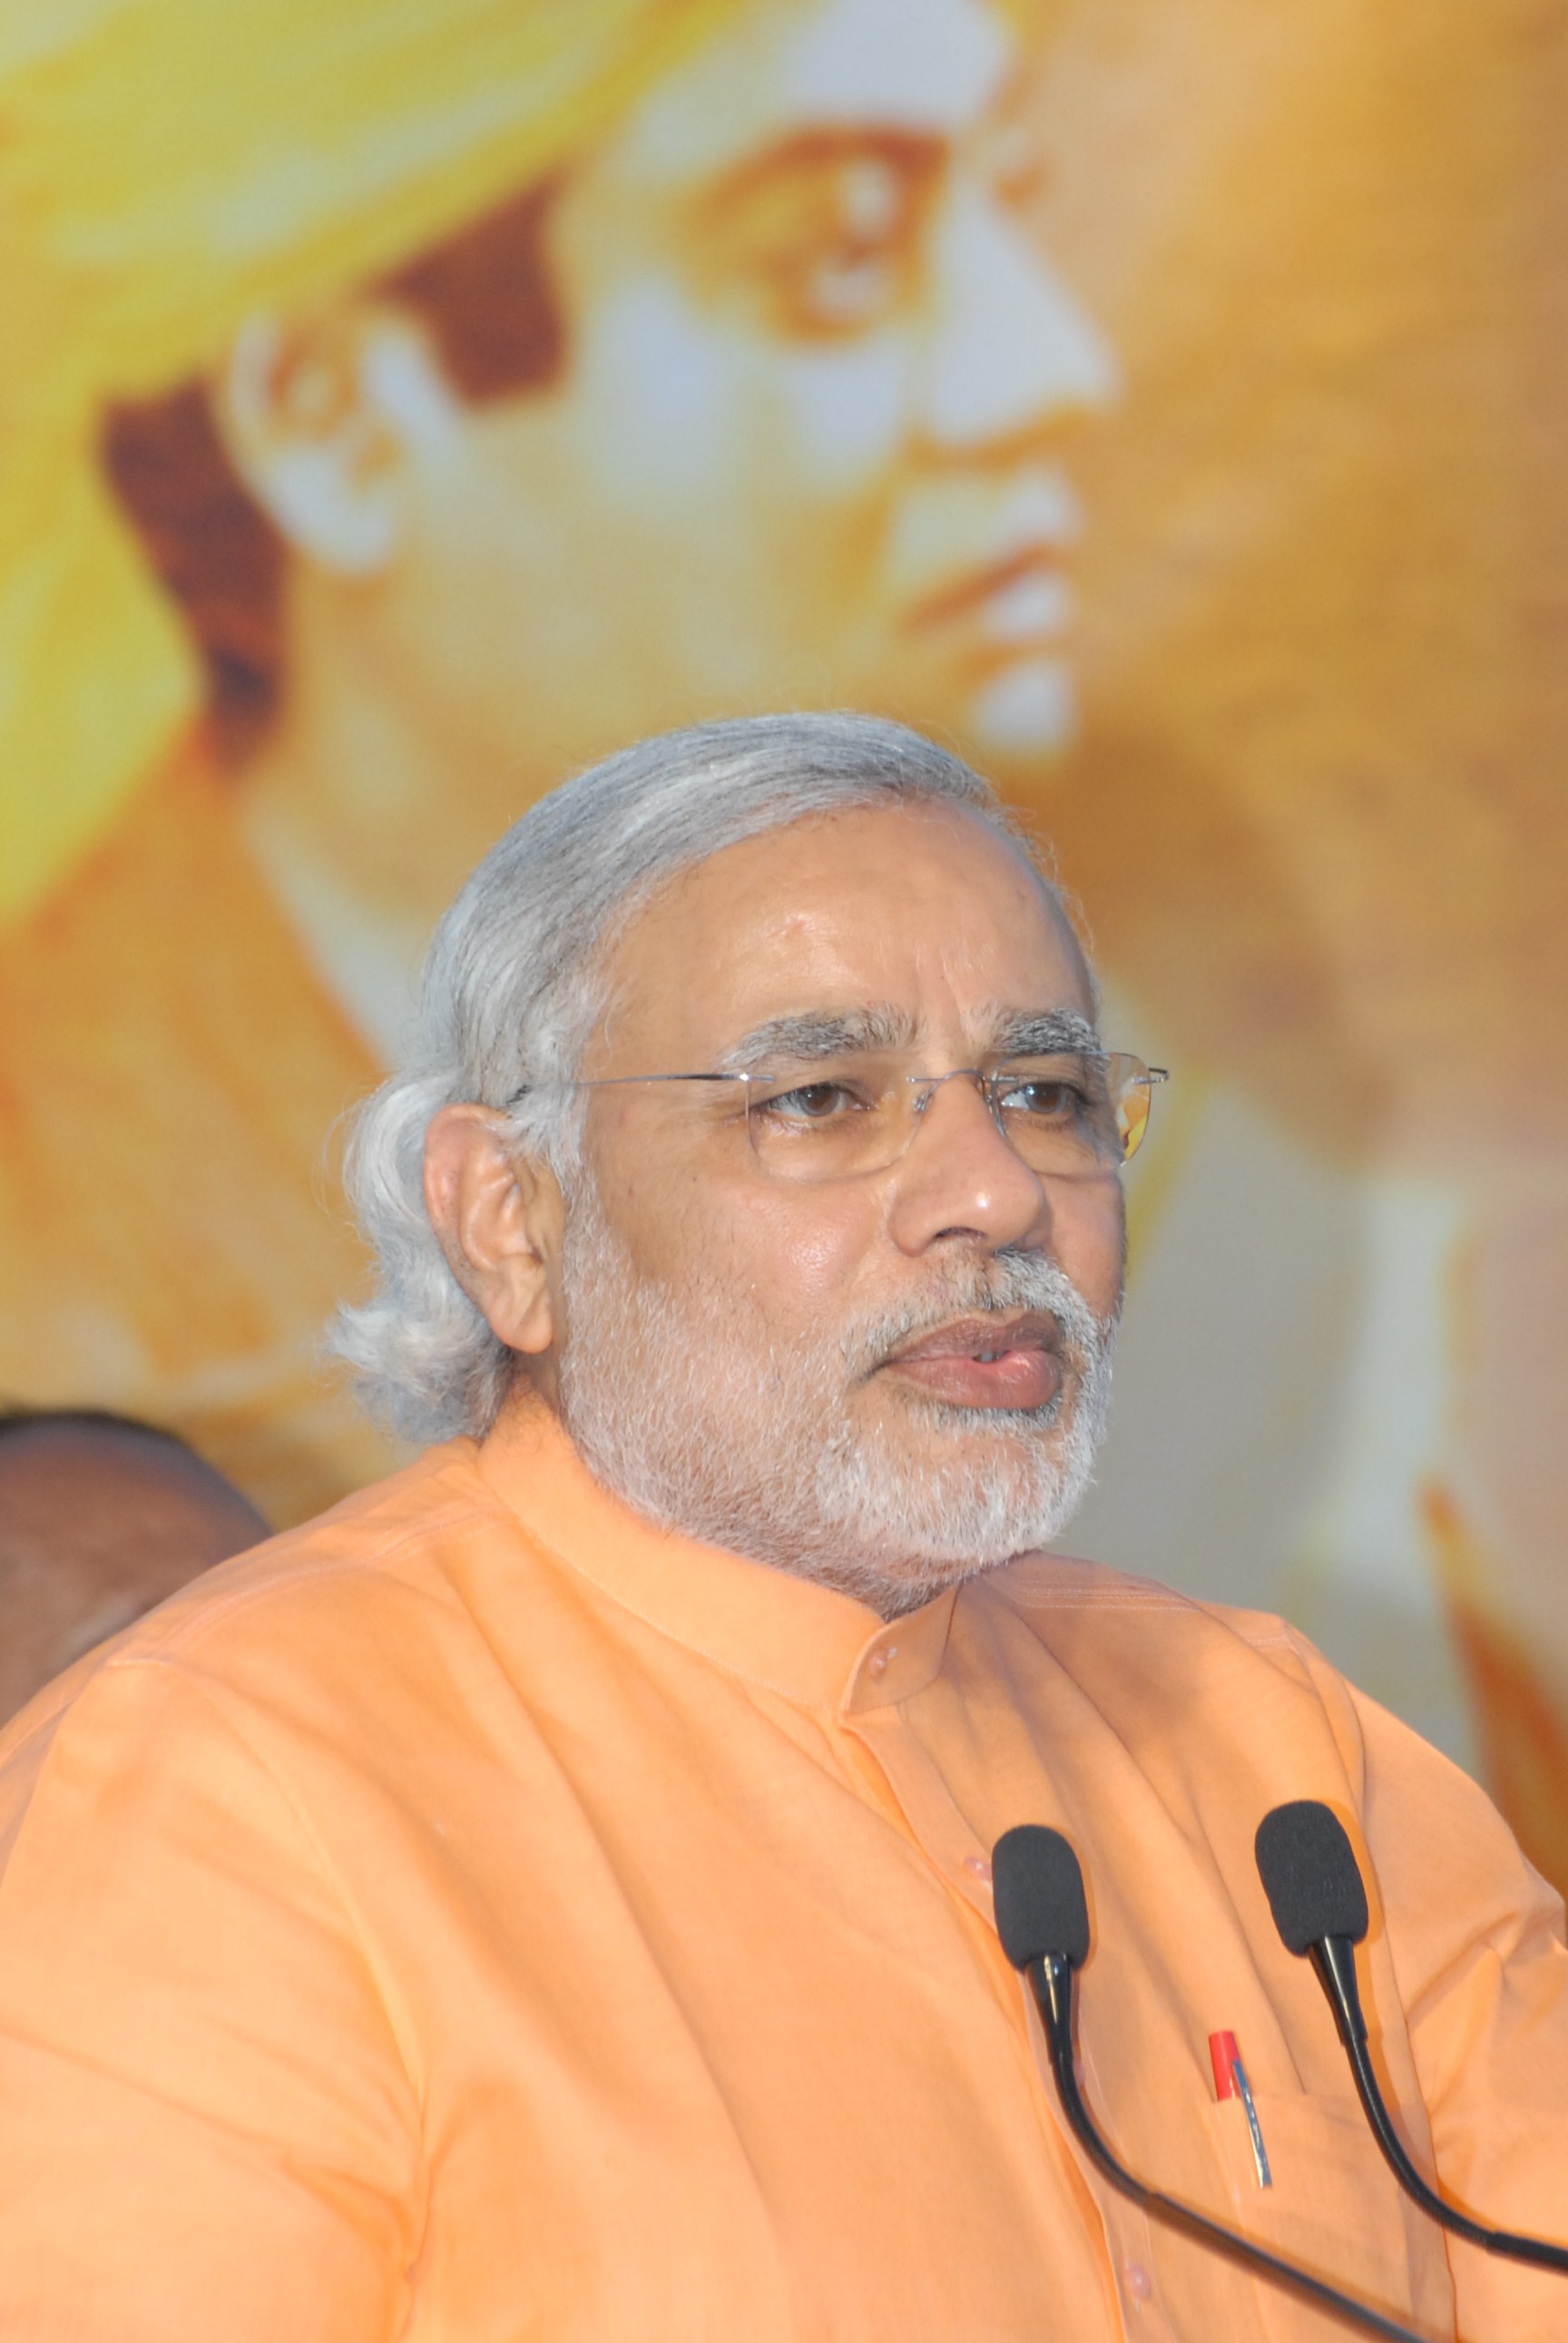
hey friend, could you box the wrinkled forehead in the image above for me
[591,800,1095,1078]
[604,0,1018,190]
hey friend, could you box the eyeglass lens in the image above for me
[740,1053,1155,1184]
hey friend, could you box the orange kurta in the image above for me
[0,1403,1563,2340]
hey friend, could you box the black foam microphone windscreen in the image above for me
[992,1824,1091,1970]
[1255,1801,1370,1954]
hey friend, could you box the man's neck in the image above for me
[240,792,427,1065]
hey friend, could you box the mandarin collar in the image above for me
[477,1402,956,1716]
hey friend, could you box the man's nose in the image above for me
[884,1074,1054,1258]
[916,177,1120,452]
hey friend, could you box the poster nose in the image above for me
[917,179,1121,451]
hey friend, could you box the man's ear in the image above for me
[211,303,460,576]
[422,1105,564,1360]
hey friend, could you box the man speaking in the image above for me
[0,713,1563,2339]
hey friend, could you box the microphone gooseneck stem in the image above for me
[1024,1955,1427,2343]
[1309,1936,1568,2278]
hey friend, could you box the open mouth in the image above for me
[879,1310,1065,1413]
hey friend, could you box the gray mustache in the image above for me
[844,1252,1110,1381]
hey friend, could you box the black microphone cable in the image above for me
[992,1824,1427,2343]
[1255,1799,1568,2279]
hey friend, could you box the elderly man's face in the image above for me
[543,802,1125,1612]
[388,0,1115,792]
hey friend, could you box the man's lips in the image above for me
[878,1313,1064,1413]
[905,545,1072,639]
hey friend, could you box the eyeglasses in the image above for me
[514,1050,1168,1186]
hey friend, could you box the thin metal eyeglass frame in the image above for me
[506,1056,1170,1176]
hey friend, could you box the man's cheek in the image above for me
[769,335,911,489]
[573,278,753,513]
[1056,1185,1125,1324]
[725,1198,870,1320]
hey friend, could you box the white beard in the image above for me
[554,1179,1117,1615]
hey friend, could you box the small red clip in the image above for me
[1208,2029,1272,2186]
[1209,2029,1241,2102]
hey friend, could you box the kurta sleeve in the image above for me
[0,1652,425,2342]
[1355,1686,1568,2341]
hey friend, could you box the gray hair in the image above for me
[329,711,1076,1444]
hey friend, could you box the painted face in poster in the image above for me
[202,0,1116,1005]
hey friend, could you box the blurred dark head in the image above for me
[0,1408,269,1728]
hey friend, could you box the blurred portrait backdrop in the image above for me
[3,0,1566,1886]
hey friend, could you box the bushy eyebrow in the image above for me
[721,1003,1099,1073]
[722,1006,918,1071]
[992,1007,1102,1058]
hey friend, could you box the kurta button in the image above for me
[963,1853,992,1881]
[1123,2261,1152,2302]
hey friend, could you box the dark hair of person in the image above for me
[0,1404,215,1463]
[99,179,566,766]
